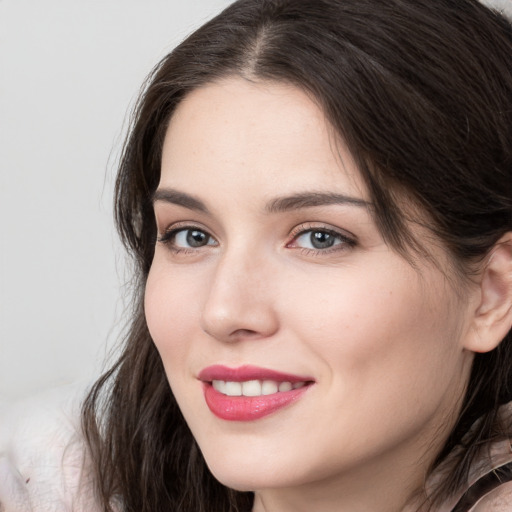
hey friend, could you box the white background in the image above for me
[0,0,233,402]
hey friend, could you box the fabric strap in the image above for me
[451,461,512,512]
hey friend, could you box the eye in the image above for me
[295,230,341,250]
[288,225,356,253]
[158,227,217,250]
[175,229,213,248]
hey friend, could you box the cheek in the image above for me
[284,261,464,401]
[276,265,468,469]
[144,262,201,372]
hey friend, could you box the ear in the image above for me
[464,233,512,353]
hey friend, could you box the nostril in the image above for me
[232,328,259,337]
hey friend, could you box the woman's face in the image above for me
[145,78,475,503]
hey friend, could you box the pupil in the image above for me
[187,230,207,247]
[311,231,334,249]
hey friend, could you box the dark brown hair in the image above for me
[82,1,512,510]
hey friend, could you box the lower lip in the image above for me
[203,383,311,421]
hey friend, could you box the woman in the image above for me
[79,1,512,510]
[83,0,512,510]
[2,0,510,511]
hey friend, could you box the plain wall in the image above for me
[0,0,233,402]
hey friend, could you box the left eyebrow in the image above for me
[151,188,209,213]
[265,192,370,213]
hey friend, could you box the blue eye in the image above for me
[159,227,217,249]
[175,229,213,248]
[295,230,343,249]
[296,230,341,249]
[289,227,355,253]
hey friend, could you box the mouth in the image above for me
[198,365,315,421]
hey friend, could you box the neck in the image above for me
[250,427,445,512]
[252,466,425,512]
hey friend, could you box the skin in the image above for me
[145,78,481,512]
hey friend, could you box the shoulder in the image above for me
[469,481,512,511]
[0,384,99,512]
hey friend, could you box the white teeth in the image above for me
[278,381,293,392]
[212,380,226,393]
[224,381,242,396]
[212,379,306,396]
[242,380,261,396]
[261,380,279,395]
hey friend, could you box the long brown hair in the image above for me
[82,1,512,510]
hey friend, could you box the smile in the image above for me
[199,365,314,421]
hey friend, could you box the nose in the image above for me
[199,249,279,343]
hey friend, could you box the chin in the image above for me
[208,469,288,493]
[202,455,273,491]
[200,445,316,493]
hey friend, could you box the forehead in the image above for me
[160,77,368,203]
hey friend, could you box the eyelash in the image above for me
[157,223,217,254]
[157,222,356,256]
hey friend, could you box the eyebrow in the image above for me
[152,188,370,214]
[152,188,209,213]
[265,192,370,213]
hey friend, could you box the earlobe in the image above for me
[464,233,512,354]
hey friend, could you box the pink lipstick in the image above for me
[198,365,313,421]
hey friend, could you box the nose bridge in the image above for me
[200,243,278,342]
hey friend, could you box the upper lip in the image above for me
[198,364,314,383]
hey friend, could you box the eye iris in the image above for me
[311,231,335,249]
[186,230,208,247]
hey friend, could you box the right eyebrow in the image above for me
[265,191,370,213]
[152,188,209,214]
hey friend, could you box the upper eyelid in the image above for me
[158,221,213,236]
[288,222,357,241]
